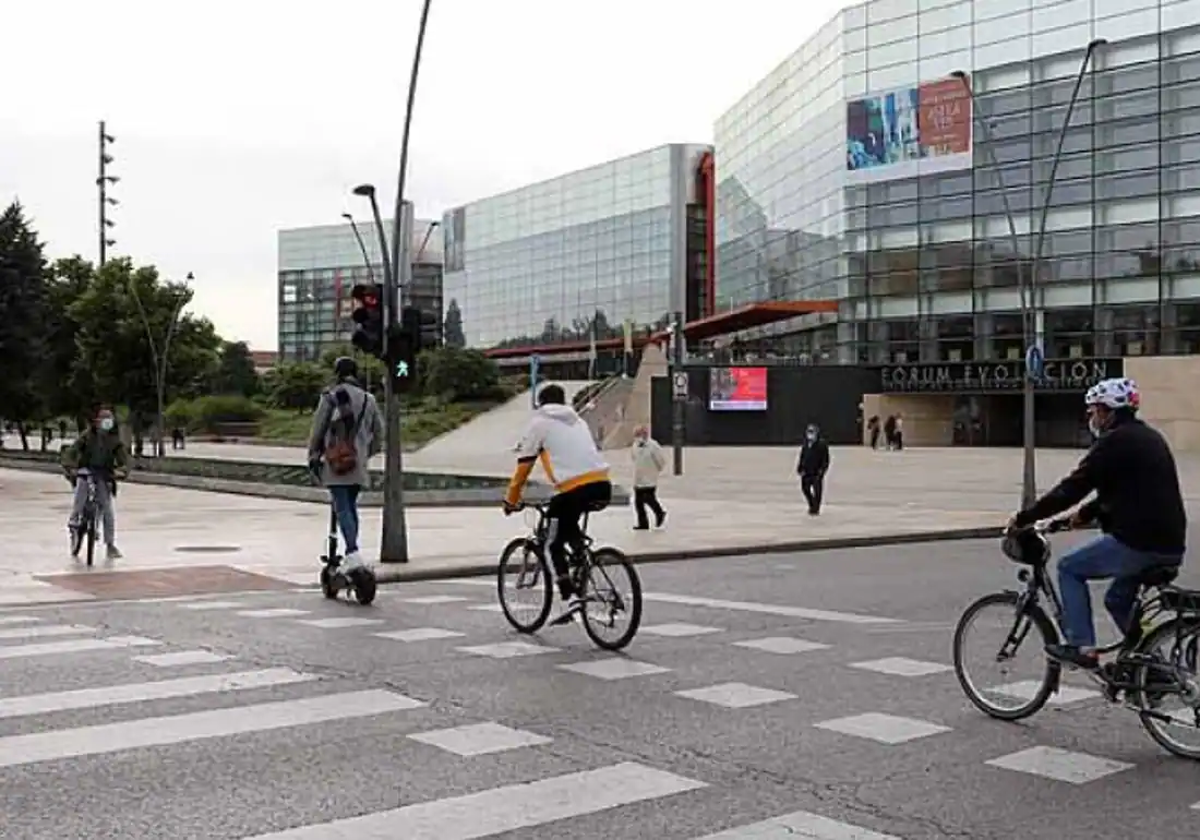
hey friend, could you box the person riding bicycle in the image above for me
[61,406,130,560]
[1007,377,1186,670]
[504,383,613,624]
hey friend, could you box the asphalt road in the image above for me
[2,533,1199,839]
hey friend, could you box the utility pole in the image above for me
[97,121,118,265]
[670,311,685,476]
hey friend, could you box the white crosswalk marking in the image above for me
[0,616,41,625]
[693,809,901,839]
[0,624,93,640]
[0,636,160,660]
[0,689,423,768]
[0,668,315,718]
[239,762,707,839]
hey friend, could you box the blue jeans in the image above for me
[328,485,361,555]
[1057,533,1182,648]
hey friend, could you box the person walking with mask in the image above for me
[307,357,383,573]
[631,425,667,530]
[61,406,130,560]
[796,423,831,516]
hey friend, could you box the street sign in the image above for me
[1025,345,1045,381]
[672,372,688,400]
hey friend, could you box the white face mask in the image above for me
[99,418,114,432]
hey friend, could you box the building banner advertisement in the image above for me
[709,367,768,411]
[846,75,973,184]
[878,359,1123,393]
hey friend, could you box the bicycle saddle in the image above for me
[1135,565,1179,588]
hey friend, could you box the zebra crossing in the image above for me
[2,579,1199,838]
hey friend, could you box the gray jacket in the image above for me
[307,380,383,487]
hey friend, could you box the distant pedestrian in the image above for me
[630,425,667,530]
[796,423,831,515]
[892,413,905,450]
[883,414,897,450]
[172,427,185,450]
[867,415,880,449]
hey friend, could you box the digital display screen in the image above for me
[709,367,768,411]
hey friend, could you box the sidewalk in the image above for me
[0,467,1003,605]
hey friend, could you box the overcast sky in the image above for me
[2,0,850,350]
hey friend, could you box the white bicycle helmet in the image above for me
[1084,377,1140,411]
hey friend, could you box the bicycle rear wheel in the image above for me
[953,591,1060,721]
[1131,617,1200,760]
[580,547,642,651]
[497,538,552,634]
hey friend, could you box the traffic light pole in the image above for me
[380,206,413,563]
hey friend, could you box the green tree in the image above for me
[211,340,261,396]
[265,361,328,411]
[318,344,386,395]
[0,201,49,448]
[69,258,222,433]
[443,298,466,348]
[39,256,95,424]
[418,346,501,402]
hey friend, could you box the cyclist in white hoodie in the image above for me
[504,383,612,623]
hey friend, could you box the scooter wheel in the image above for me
[320,566,338,600]
[351,568,377,606]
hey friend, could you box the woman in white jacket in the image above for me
[630,425,667,530]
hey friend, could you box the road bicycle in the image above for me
[497,500,642,651]
[68,471,104,568]
[953,518,1200,759]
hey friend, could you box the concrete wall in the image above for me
[861,394,955,446]
[1125,356,1200,453]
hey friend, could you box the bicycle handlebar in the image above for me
[1031,517,1072,535]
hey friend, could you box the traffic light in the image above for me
[387,307,440,392]
[350,283,384,357]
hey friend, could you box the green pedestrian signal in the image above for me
[395,360,410,378]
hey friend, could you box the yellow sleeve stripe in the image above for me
[505,458,536,506]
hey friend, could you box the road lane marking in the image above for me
[985,746,1134,784]
[0,689,422,768]
[694,809,901,839]
[132,650,235,667]
[0,667,314,718]
[239,762,706,839]
[0,624,93,640]
[642,593,900,625]
[0,636,161,660]
[407,722,552,756]
[815,713,951,744]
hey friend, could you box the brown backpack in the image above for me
[325,391,368,476]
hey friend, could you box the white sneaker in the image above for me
[549,595,585,626]
[340,551,366,572]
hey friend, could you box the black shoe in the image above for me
[632,525,649,531]
[1045,644,1100,670]
[655,511,666,528]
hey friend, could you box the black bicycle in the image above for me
[68,471,103,567]
[497,500,642,651]
[953,518,1200,759]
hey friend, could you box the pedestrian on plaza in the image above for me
[307,356,383,574]
[630,425,667,530]
[867,415,880,449]
[883,414,897,450]
[893,413,905,450]
[796,423,831,515]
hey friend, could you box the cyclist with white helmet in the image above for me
[1008,376,1187,670]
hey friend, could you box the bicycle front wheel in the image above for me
[580,547,642,651]
[85,512,97,568]
[497,538,552,634]
[953,591,1060,721]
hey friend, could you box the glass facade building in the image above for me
[714,0,1200,365]
[441,143,713,359]
[277,216,443,362]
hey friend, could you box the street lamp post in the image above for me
[351,0,434,564]
[96,121,118,265]
[951,39,1105,509]
[128,271,193,457]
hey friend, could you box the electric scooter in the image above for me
[316,495,377,606]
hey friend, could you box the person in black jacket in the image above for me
[797,423,831,515]
[1008,377,1186,670]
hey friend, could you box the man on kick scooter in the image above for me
[307,356,383,574]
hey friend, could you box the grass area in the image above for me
[256,399,497,448]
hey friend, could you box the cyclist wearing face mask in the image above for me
[1007,377,1187,670]
[61,406,130,560]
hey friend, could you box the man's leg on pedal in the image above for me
[1052,534,1143,668]
[545,491,585,622]
[96,480,120,559]
[329,485,364,570]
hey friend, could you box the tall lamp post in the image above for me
[97,121,118,265]
[952,38,1104,509]
[128,271,194,457]
[351,0,434,564]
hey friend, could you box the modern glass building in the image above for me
[441,143,714,368]
[714,0,1200,368]
[277,215,443,362]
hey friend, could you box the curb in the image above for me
[365,525,1004,584]
[0,456,631,508]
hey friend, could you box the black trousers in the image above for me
[633,486,665,528]
[800,473,824,513]
[545,480,612,584]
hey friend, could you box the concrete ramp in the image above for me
[411,381,594,472]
